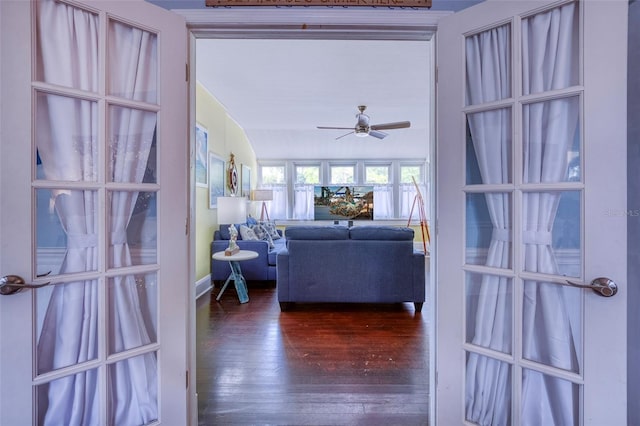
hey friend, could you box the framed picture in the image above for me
[208,153,225,209]
[195,123,208,187]
[241,164,251,198]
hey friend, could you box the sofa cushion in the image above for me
[259,221,281,240]
[239,224,259,241]
[349,226,414,241]
[285,225,349,240]
[250,223,275,248]
[219,223,246,240]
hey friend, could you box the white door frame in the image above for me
[179,7,447,425]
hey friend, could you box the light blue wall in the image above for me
[628,1,639,423]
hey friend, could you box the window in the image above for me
[257,159,428,220]
[293,164,320,219]
[258,164,286,220]
[329,164,355,184]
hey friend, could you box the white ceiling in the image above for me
[196,38,432,160]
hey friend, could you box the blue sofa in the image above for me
[276,225,425,312]
[211,223,286,282]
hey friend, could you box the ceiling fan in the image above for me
[317,105,411,140]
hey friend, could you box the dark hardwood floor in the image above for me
[196,282,430,425]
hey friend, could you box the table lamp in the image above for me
[251,189,273,221]
[217,196,247,255]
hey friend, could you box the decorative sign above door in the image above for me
[206,0,431,7]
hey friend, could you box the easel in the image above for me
[407,176,430,255]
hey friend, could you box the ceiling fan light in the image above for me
[355,131,368,138]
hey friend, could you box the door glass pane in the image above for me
[36,189,99,276]
[522,2,579,96]
[108,352,158,425]
[35,0,98,92]
[523,191,581,277]
[522,280,581,373]
[108,106,157,184]
[466,108,513,185]
[465,23,511,106]
[466,352,512,425]
[108,20,157,103]
[108,272,157,355]
[466,192,512,268]
[523,97,581,184]
[35,92,98,182]
[37,367,99,425]
[521,368,579,426]
[466,272,512,354]
[108,191,157,268]
[36,280,99,374]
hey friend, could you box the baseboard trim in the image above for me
[196,275,212,299]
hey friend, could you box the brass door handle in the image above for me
[0,272,51,295]
[565,277,617,297]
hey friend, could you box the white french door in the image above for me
[436,0,627,425]
[0,1,188,424]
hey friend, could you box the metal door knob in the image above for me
[0,273,51,296]
[565,277,617,297]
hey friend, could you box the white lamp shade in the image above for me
[251,189,273,201]
[217,196,247,224]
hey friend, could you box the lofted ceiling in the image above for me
[148,1,483,161]
[196,38,432,160]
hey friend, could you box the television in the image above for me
[314,186,374,221]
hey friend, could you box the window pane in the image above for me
[295,165,320,184]
[329,165,354,184]
[108,272,158,355]
[523,191,581,277]
[465,271,512,354]
[400,166,422,183]
[108,352,158,424]
[522,2,579,96]
[466,192,512,268]
[36,189,99,276]
[365,165,390,184]
[261,166,285,184]
[108,19,157,103]
[523,97,580,184]
[466,107,512,185]
[37,368,99,425]
[522,369,579,426]
[466,352,512,425]
[109,191,157,268]
[108,106,157,184]
[35,92,98,182]
[465,23,512,106]
[36,280,99,374]
[36,1,98,92]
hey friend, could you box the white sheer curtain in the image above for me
[521,4,579,425]
[373,185,393,219]
[292,184,314,220]
[399,183,428,221]
[464,24,513,426]
[262,184,287,220]
[36,1,158,424]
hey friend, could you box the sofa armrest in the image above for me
[411,251,426,302]
[276,248,290,300]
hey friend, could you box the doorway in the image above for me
[184,9,440,425]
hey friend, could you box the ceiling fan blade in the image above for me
[317,126,354,130]
[370,121,411,131]
[368,130,388,139]
[335,131,355,140]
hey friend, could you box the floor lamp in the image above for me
[251,189,273,222]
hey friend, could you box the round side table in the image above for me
[211,250,259,303]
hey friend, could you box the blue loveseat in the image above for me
[211,223,287,282]
[276,225,426,312]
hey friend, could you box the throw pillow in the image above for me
[239,224,259,241]
[259,221,281,240]
[246,215,258,226]
[251,223,275,249]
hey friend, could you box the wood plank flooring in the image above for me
[196,283,430,425]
